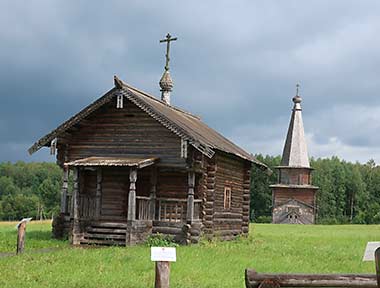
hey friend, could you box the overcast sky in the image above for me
[1,1,380,164]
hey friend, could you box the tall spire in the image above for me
[280,84,310,168]
[159,33,177,105]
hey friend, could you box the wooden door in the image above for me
[100,168,129,220]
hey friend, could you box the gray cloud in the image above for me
[1,1,380,164]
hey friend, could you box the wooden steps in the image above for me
[80,221,127,246]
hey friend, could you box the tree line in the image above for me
[0,162,61,221]
[0,158,379,224]
[251,155,380,224]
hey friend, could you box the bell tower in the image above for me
[270,85,318,224]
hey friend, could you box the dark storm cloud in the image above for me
[1,1,380,163]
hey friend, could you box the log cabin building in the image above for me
[270,88,318,224]
[28,65,267,245]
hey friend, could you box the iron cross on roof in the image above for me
[160,33,177,71]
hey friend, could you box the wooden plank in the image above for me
[155,261,170,288]
[245,270,377,288]
[91,222,128,228]
[83,233,126,240]
[80,238,125,246]
[87,227,126,234]
[16,221,26,254]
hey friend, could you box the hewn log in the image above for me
[245,270,377,288]
[155,261,170,288]
[153,226,183,235]
[214,229,241,236]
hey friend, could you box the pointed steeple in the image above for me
[280,84,310,168]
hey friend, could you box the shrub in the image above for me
[145,233,178,247]
[254,216,272,223]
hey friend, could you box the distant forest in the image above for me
[0,157,379,224]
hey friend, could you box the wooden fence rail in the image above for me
[245,270,377,288]
[246,246,380,288]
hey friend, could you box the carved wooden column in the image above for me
[150,167,157,220]
[60,165,69,214]
[72,167,80,245]
[186,171,195,223]
[127,168,137,221]
[95,167,102,220]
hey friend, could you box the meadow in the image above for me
[0,221,378,287]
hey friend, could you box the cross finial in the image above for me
[160,33,177,71]
[296,83,300,96]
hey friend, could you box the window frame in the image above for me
[224,185,232,210]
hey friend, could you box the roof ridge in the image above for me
[116,77,201,120]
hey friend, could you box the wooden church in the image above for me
[28,34,267,245]
[270,87,318,224]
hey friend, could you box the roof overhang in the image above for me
[65,156,158,169]
[270,184,319,189]
[274,166,314,170]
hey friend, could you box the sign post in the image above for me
[375,247,380,288]
[16,218,32,254]
[151,247,176,288]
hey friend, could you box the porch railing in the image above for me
[79,195,96,218]
[136,196,151,220]
[156,198,202,222]
[71,195,201,222]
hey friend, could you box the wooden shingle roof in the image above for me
[28,76,267,170]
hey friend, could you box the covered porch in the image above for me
[60,156,201,245]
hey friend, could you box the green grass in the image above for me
[0,222,378,287]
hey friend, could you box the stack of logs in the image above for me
[182,222,202,245]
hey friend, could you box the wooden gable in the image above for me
[56,98,185,167]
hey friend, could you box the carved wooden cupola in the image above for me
[271,84,318,224]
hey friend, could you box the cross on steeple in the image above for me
[160,33,177,71]
[296,83,300,96]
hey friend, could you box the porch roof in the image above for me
[65,156,158,169]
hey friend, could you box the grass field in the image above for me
[0,221,378,287]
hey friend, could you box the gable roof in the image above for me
[28,76,267,170]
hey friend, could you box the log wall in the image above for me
[212,152,250,240]
[279,168,311,185]
[273,188,316,207]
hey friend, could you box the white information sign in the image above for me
[15,217,32,229]
[151,247,176,262]
[362,241,380,261]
